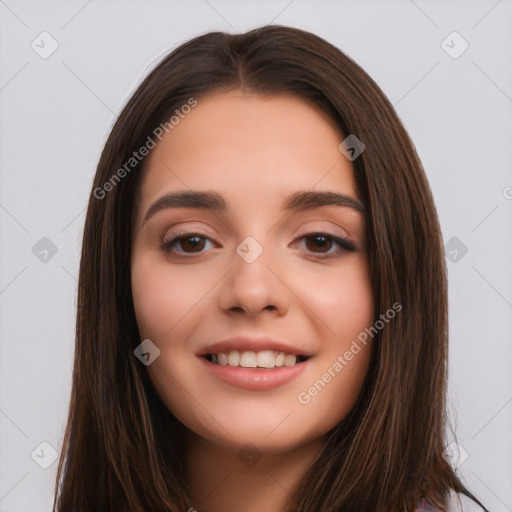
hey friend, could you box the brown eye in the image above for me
[179,235,205,252]
[304,234,332,253]
[160,234,214,255]
[292,231,357,260]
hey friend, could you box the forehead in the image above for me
[136,90,358,218]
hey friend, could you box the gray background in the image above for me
[1,1,511,510]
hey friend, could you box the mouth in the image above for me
[197,337,313,389]
[201,350,310,368]
[199,350,311,391]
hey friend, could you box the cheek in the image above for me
[131,264,175,339]
[130,256,209,425]
[295,258,374,338]
[290,259,374,432]
[130,254,211,339]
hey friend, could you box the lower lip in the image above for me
[198,356,310,391]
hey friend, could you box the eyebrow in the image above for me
[142,189,365,226]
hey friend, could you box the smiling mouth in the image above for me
[202,350,310,368]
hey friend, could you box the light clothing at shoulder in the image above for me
[447,489,486,512]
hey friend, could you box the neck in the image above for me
[183,430,327,512]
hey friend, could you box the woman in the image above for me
[53,25,488,512]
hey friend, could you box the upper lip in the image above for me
[197,336,313,357]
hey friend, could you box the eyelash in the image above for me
[159,231,356,260]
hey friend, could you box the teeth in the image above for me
[257,351,275,368]
[284,354,297,367]
[240,351,257,367]
[207,350,302,368]
[228,350,240,366]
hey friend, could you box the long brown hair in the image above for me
[53,25,487,512]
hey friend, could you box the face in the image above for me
[130,90,374,455]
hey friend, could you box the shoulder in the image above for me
[446,489,486,512]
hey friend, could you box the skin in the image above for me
[130,90,375,512]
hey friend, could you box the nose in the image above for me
[217,241,290,319]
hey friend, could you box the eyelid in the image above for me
[293,221,354,245]
[161,222,218,242]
